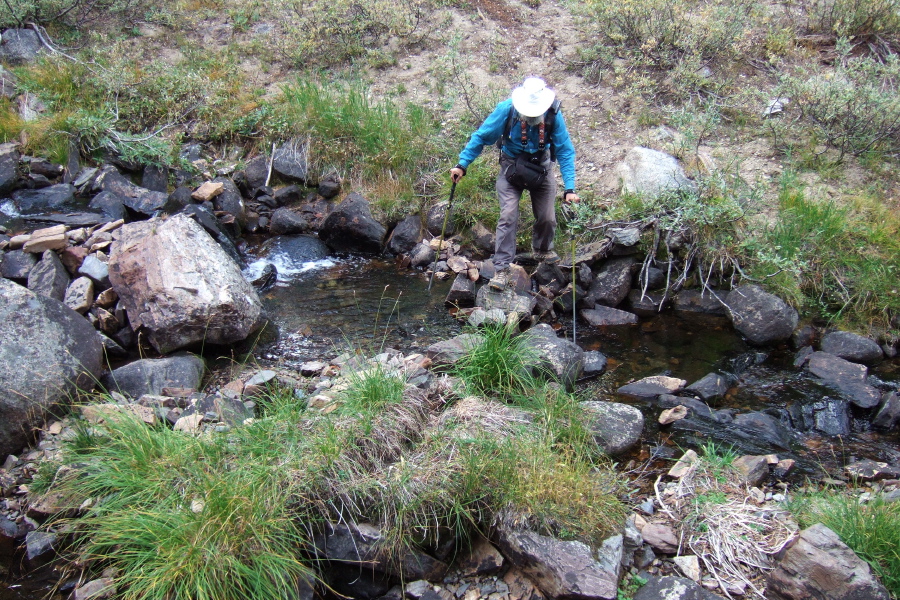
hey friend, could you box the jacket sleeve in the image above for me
[552,110,576,190]
[458,100,512,169]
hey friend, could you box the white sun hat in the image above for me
[511,77,556,118]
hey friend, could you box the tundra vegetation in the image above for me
[2,0,900,596]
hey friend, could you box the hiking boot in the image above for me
[489,267,511,291]
[532,249,560,264]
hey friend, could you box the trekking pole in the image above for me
[427,181,457,291]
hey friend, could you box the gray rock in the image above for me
[732,455,769,486]
[142,165,168,192]
[317,173,341,199]
[87,190,127,221]
[471,221,494,255]
[806,352,881,408]
[626,289,668,316]
[685,373,731,401]
[63,276,94,314]
[618,375,686,399]
[658,394,716,419]
[425,333,483,369]
[100,355,205,398]
[0,65,16,99]
[673,289,727,316]
[78,254,110,289]
[27,250,69,301]
[475,285,536,316]
[446,273,476,308]
[792,398,851,436]
[272,140,310,184]
[583,351,608,376]
[730,411,792,450]
[0,142,18,194]
[269,207,313,235]
[767,523,890,600]
[179,393,252,428]
[873,392,900,429]
[25,531,56,561]
[820,330,883,364]
[1,249,38,280]
[724,285,798,345]
[495,525,619,600]
[0,278,103,457]
[387,214,423,255]
[581,400,644,455]
[0,29,42,64]
[426,201,457,237]
[586,257,635,308]
[180,204,244,266]
[633,576,723,600]
[257,234,329,269]
[581,305,639,326]
[408,242,434,268]
[521,323,584,391]
[212,177,246,230]
[98,170,167,216]
[641,523,679,554]
[273,184,303,206]
[98,332,128,358]
[315,522,447,581]
[237,155,269,192]
[10,183,75,213]
[615,147,696,198]
[319,193,386,254]
[108,214,265,353]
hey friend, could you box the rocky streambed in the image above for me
[2,136,900,600]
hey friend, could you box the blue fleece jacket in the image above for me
[457,98,576,190]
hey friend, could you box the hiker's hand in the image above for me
[563,191,580,204]
[450,167,465,183]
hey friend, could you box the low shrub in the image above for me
[775,52,900,159]
[801,0,900,41]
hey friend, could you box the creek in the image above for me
[2,254,899,600]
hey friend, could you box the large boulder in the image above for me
[767,523,890,600]
[319,193,386,254]
[581,400,644,455]
[633,576,723,600]
[724,285,798,345]
[820,330,883,364]
[108,214,265,353]
[0,279,103,458]
[615,147,696,198]
[0,29,42,64]
[272,140,310,184]
[494,525,620,600]
[100,355,205,399]
[256,234,330,278]
[521,323,584,391]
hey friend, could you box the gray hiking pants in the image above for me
[494,152,557,269]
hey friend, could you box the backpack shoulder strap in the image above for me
[546,98,561,161]
[496,104,519,150]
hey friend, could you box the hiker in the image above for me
[450,76,580,291]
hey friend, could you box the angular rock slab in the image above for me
[108,214,265,353]
[581,305,639,326]
[633,576,723,600]
[767,523,890,600]
[618,375,687,399]
[820,330,883,364]
[581,400,644,455]
[724,285,798,345]
[521,323,584,391]
[806,352,881,408]
[0,278,103,457]
[495,525,619,600]
[100,355,205,399]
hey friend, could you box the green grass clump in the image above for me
[452,323,539,398]
[742,173,900,330]
[787,490,900,596]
